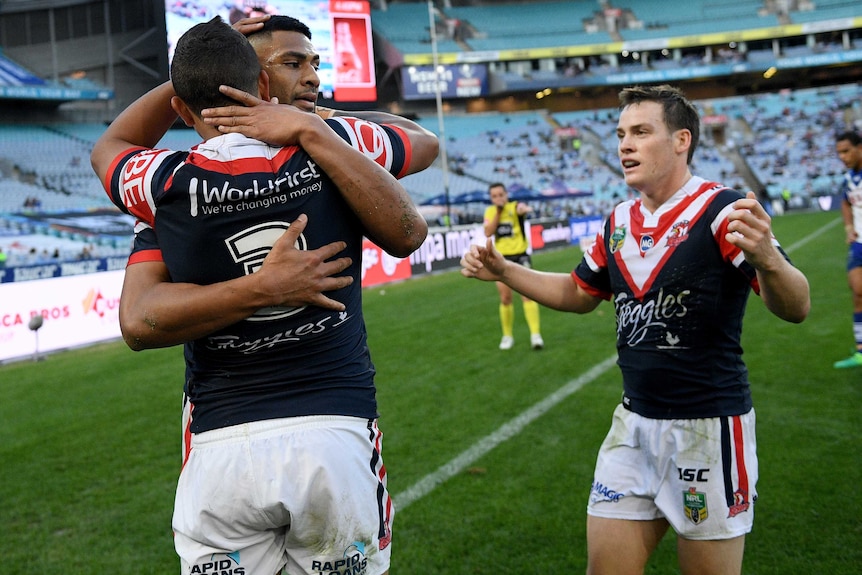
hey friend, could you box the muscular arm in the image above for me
[753,260,810,324]
[460,238,602,313]
[842,198,857,244]
[90,81,178,185]
[202,86,428,257]
[119,215,353,350]
[316,106,439,175]
[726,192,810,323]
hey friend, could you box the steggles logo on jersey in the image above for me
[311,541,369,575]
[614,288,690,347]
[609,225,626,254]
[206,311,352,354]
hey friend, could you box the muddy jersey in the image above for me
[574,176,792,419]
[841,167,862,240]
[102,118,412,433]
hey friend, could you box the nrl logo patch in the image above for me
[609,225,627,254]
[683,487,708,525]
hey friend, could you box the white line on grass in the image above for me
[393,215,837,510]
[394,354,619,510]
[782,214,842,254]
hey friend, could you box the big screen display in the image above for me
[163,0,376,101]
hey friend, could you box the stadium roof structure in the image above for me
[0,52,113,103]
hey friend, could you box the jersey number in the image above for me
[225,221,308,322]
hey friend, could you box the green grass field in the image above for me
[1,209,859,574]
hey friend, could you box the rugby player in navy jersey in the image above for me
[91,17,433,575]
[108,14,437,352]
[461,85,809,575]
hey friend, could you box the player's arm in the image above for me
[316,106,439,175]
[232,15,438,175]
[461,238,601,313]
[201,86,427,257]
[90,81,178,184]
[119,215,353,350]
[841,197,857,244]
[725,192,810,323]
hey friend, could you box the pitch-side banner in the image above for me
[0,270,123,363]
[0,219,596,362]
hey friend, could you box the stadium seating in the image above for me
[789,1,859,23]
[2,82,858,229]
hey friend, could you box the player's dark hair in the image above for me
[619,84,700,164]
[488,182,506,193]
[171,16,260,115]
[251,15,313,41]
[836,130,862,146]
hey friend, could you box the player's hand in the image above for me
[725,191,784,271]
[460,238,506,281]
[256,214,353,311]
[201,85,320,145]
[231,15,270,36]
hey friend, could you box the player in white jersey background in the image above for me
[833,130,862,369]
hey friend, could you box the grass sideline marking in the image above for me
[393,215,837,511]
[783,214,841,253]
[394,354,618,510]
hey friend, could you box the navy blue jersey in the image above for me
[574,177,792,419]
[105,118,411,433]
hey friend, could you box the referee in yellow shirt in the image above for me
[483,182,543,350]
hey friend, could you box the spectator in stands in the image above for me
[0,247,6,269]
[833,130,862,369]
[78,245,94,260]
[461,84,809,575]
[91,16,432,575]
[483,182,543,351]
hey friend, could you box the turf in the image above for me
[1,209,858,574]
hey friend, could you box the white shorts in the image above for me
[173,415,394,575]
[587,404,757,540]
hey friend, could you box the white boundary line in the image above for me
[394,355,618,509]
[393,215,838,510]
[782,214,842,253]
